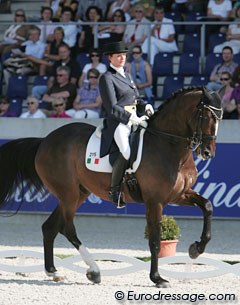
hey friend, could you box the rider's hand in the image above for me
[145,104,154,117]
[129,112,142,125]
[129,113,148,127]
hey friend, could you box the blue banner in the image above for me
[1,141,239,218]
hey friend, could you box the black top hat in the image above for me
[103,41,128,55]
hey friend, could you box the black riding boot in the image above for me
[109,154,128,208]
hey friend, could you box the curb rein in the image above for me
[145,93,223,152]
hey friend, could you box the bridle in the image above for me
[145,91,223,152]
[190,101,223,151]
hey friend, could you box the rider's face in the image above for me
[109,53,127,68]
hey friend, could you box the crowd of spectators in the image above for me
[1,0,240,119]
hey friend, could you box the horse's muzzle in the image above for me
[196,145,215,160]
[202,149,214,160]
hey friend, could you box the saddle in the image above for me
[85,125,146,202]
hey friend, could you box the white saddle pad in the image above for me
[85,127,146,173]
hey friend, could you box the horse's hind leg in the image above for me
[176,190,212,259]
[60,203,101,284]
[42,200,101,283]
[42,205,64,278]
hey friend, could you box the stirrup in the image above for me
[109,188,126,209]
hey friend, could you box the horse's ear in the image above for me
[202,87,212,102]
[203,86,222,109]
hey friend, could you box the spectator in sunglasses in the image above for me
[67,68,102,118]
[42,65,77,110]
[0,96,17,117]
[32,43,80,100]
[0,9,31,56]
[126,45,154,106]
[98,9,126,46]
[123,5,150,54]
[217,72,235,118]
[20,96,46,118]
[106,0,130,21]
[49,97,71,118]
[223,74,240,118]
[78,5,103,52]
[78,48,107,87]
[207,46,238,91]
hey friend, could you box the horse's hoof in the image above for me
[86,270,101,284]
[53,272,66,282]
[156,279,171,288]
[189,242,200,259]
[53,275,65,282]
[45,270,65,282]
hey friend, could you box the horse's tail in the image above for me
[0,138,45,209]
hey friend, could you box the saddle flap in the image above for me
[85,126,146,173]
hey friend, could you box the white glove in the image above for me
[129,112,142,125]
[145,104,154,117]
[129,113,148,127]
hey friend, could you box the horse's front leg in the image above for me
[176,190,212,259]
[189,193,212,259]
[146,203,170,288]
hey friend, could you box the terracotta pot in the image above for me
[158,240,178,258]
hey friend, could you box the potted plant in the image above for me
[144,215,181,258]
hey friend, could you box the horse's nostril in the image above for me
[204,150,213,159]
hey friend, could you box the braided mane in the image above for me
[157,86,204,111]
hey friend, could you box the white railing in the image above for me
[0,249,239,279]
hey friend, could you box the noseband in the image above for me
[190,94,223,151]
[146,90,223,152]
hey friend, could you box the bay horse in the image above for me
[0,87,222,287]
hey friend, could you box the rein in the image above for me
[145,91,223,151]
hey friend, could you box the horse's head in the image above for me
[191,87,223,160]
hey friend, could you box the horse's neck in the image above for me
[152,98,195,136]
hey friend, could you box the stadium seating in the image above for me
[208,33,226,53]
[6,74,28,115]
[7,75,28,99]
[152,52,174,76]
[204,53,222,76]
[8,97,24,116]
[233,53,240,64]
[184,11,206,33]
[152,53,174,97]
[182,33,200,54]
[76,52,91,71]
[165,11,183,34]
[178,53,200,76]
[33,75,49,86]
[161,76,184,100]
[190,75,208,87]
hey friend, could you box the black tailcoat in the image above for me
[99,66,145,157]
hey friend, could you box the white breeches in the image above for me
[114,123,131,160]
